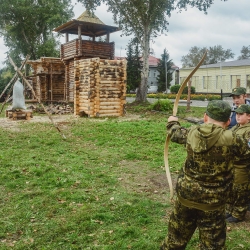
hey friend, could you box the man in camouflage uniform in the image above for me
[228,87,250,129]
[160,100,250,250]
[226,104,250,223]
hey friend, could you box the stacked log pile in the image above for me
[27,104,73,114]
[74,58,126,117]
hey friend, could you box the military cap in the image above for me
[235,104,250,114]
[206,100,231,122]
[229,87,246,96]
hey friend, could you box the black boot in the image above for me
[226,216,242,223]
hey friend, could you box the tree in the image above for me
[0,67,13,101]
[77,0,227,102]
[0,0,74,66]
[181,45,234,68]
[126,38,142,93]
[157,49,174,92]
[238,46,250,60]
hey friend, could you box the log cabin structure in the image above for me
[27,57,65,102]
[27,11,127,117]
[74,57,126,117]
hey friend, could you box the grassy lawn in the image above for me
[0,102,249,249]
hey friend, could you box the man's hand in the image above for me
[168,116,178,122]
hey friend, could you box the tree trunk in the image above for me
[135,30,150,103]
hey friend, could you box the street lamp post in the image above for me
[165,56,168,93]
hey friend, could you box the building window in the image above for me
[216,75,226,89]
[180,77,186,84]
[247,75,250,93]
[153,70,156,77]
[231,75,241,89]
[192,76,199,90]
[203,76,212,89]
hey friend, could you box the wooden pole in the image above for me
[186,80,191,112]
[8,56,66,139]
[0,55,29,100]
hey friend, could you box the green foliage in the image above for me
[157,49,174,92]
[127,92,222,101]
[150,99,173,112]
[0,0,74,64]
[238,45,250,60]
[126,38,142,93]
[0,67,13,100]
[0,104,249,249]
[181,45,234,68]
[170,84,195,94]
[78,0,222,102]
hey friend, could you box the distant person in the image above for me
[226,104,250,223]
[228,87,250,129]
[160,100,250,250]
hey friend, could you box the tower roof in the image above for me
[53,10,120,37]
[76,10,104,24]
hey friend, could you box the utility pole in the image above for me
[165,55,168,93]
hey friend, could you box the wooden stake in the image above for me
[0,56,29,100]
[8,56,66,139]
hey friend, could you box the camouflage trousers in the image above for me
[226,182,249,220]
[160,199,226,250]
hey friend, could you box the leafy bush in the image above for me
[170,85,180,94]
[126,93,222,101]
[170,84,195,94]
[150,99,173,111]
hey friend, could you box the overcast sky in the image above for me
[1,0,250,68]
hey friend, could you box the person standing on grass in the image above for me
[228,87,250,129]
[160,100,250,250]
[226,104,250,223]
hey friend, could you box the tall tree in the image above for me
[77,0,227,102]
[126,38,141,93]
[157,49,174,92]
[181,45,234,67]
[0,0,74,66]
[0,67,12,100]
[238,45,250,60]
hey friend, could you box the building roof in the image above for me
[53,10,120,37]
[181,59,250,70]
[148,55,160,66]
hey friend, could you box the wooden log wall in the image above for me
[61,39,78,59]
[61,39,114,61]
[27,58,65,102]
[74,58,127,117]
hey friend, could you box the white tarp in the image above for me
[12,80,26,110]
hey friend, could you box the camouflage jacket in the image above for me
[230,122,250,184]
[228,99,250,129]
[167,121,250,211]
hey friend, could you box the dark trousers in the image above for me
[160,199,226,250]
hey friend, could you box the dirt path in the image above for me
[0,113,142,132]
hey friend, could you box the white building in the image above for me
[179,59,250,94]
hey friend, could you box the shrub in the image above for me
[150,99,173,112]
[126,93,222,101]
[170,84,195,94]
[170,85,180,94]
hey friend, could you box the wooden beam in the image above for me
[8,56,66,139]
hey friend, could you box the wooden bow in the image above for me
[164,51,207,200]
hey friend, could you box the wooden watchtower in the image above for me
[53,11,127,117]
[53,11,121,102]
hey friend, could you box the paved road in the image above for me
[126,97,233,107]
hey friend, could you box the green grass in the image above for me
[0,102,249,249]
